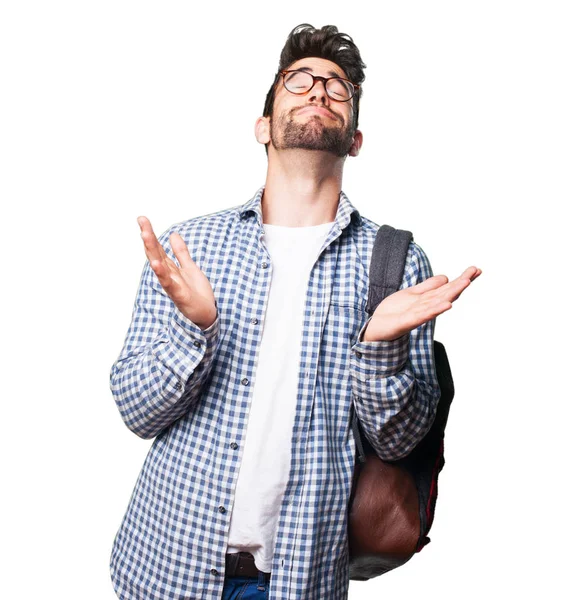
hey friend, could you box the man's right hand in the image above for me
[137,216,217,331]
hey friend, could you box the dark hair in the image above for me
[262,24,367,155]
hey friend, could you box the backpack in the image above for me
[348,225,455,581]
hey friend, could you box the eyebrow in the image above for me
[295,65,345,79]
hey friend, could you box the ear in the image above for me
[348,129,363,157]
[255,116,271,145]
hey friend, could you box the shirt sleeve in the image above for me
[109,226,221,440]
[349,240,441,461]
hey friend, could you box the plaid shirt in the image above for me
[109,185,440,600]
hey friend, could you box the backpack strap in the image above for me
[353,225,413,464]
[366,225,413,314]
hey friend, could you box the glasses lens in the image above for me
[326,78,354,101]
[283,71,314,94]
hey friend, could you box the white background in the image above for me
[1,1,569,598]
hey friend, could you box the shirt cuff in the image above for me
[171,303,220,344]
[351,316,410,378]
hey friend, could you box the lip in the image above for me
[297,106,337,119]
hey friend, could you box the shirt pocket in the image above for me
[325,302,369,351]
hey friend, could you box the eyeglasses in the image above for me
[279,69,359,102]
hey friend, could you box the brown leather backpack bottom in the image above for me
[348,451,420,561]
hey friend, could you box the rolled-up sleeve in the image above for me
[350,241,441,461]
[110,226,221,440]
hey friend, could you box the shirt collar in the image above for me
[238,185,362,230]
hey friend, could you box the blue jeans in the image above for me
[221,570,270,599]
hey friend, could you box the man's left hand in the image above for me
[362,266,482,342]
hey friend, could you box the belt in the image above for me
[225,552,271,580]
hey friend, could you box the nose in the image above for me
[308,78,330,104]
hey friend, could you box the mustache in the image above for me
[292,105,342,123]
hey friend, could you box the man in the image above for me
[109,23,481,600]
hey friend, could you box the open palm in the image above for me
[362,266,482,342]
[137,216,217,330]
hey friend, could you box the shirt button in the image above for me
[230,442,238,450]
[251,318,258,324]
[193,340,201,348]
[211,568,219,576]
[218,506,226,513]
[175,382,182,390]
[241,378,249,386]
[355,351,362,359]
[261,262,269,269]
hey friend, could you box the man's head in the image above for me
[256,24,367,158]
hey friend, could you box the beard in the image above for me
[269,109,355,158]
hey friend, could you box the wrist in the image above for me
[196,308,218,331]
[361,321,407,343]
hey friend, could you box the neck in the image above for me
[261,148,345,227]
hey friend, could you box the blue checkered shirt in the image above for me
[109,185,440,599]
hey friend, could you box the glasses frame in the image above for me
[279,69,360,103]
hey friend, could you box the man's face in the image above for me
[268,57,358,158]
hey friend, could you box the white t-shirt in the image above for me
[226,219,335,573]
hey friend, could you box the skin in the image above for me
[137,56,482,339]
[254,57,363,227]
[137,215,217,330]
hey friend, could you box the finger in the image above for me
[138,216,168,264]
[417,267,481,297]
[404,299,453,331]
[436,301,453,316]
[435,301,453,315]
[141,233,167,268]
[446,267,479,289]
[150,258,182,296]
[170,232,195,271]
[420,266,480,306]
[430,274,472,303]
[422,299,454,322]
[446,266,481,298]
[448,285,469,303]
[409,274,449,294]
[149,259,172,289]
[460,266,479,280]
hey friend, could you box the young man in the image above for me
[109,24,481,600]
